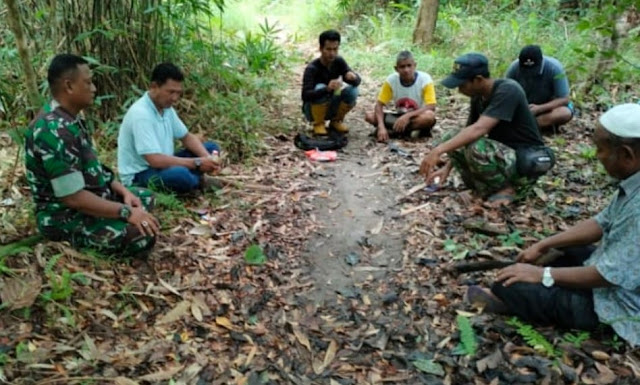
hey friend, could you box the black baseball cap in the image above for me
[519,45,543,69]
[441,53,489,89]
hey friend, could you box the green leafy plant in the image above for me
[244,244,266,265]
[468,233,489,250]
[42,270,73,302]
[578,145,597,160]
[412,358,445,376]
[507,317,559,357]
[498,230,524,247]
[0,235,43,260]
[442,239,469,260]
[152,189,188,213]
[41,254,85,302]
[236,19,284,74]
[603,333,625,352]
[454,315,477,356]
[14,341,29,362]
[562,331,590,348]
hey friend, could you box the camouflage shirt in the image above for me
[25,101,115,229]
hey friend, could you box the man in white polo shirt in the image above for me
[117,63,220,194]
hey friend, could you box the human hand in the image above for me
[496,263,544,287]
[197,157,219,173]
[377,126,389,142]
[123,191,142,208]
[344,71,357,82]
[327,79,342,92]
[419,151,441,180]
[393,115,411,132]
[529,104,542,115]
[426,166,450,186]
[128,207,160,237]
[517,242,547,263]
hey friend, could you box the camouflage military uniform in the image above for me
[440,129,530,197]
[24,102,156,256]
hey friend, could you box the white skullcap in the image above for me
[599,103,640,138]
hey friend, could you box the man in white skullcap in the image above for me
[465,103,640,346]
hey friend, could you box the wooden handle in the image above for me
[451,248,564,275]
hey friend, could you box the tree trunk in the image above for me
[5,0,41,110]
[584,15,620,95]
[413,0,439,46]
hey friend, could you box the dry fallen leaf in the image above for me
[114,377,140,385]
[322,339,338,368]
[156,300,191,325]
[370,218,384,235]
[188,224,211,236]
[190,302,203,322]
[158,277,183,297]
[591,350,610,361]
[138,365,184,382]
[476,349,503,373]
[0,275,42,310]
[215,316,234,330]
[292,325,312,352]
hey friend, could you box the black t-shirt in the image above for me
[301,56,361,103]
[467,79,543,149]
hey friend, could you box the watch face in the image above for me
[542,268,554,287]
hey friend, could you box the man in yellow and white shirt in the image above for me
[365,51,437,142]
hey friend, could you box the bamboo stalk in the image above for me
[4,0,41,110]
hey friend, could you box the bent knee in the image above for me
[364,111,376,125]
[415,110,436,127]
[203,141,220,153]
[556,107,573,124]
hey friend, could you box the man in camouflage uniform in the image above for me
[25,54,159,256]
[420,53,553,206]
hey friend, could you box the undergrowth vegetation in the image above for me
[0,0,289,167]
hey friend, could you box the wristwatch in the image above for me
[194,158,202,171]
[119,204,132,221]
[542,267,555,288]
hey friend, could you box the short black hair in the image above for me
[150,62,184,86]
[47,54,88,96]
[396,50,414,63]
[319,30,341,48]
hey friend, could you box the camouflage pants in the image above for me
[440,129,531,197]
[37,187,156,257]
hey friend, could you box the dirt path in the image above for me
[304,106,406,306]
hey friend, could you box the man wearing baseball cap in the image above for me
[420,52,553,206]
[506,45,574,133]
[466,104,640,346]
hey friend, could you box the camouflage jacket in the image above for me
[24,101,115,228]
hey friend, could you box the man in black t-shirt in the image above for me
[301,30,361,136]
[419,53,554,206]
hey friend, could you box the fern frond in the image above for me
[506,317,558,357]
[45,253,63,276]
